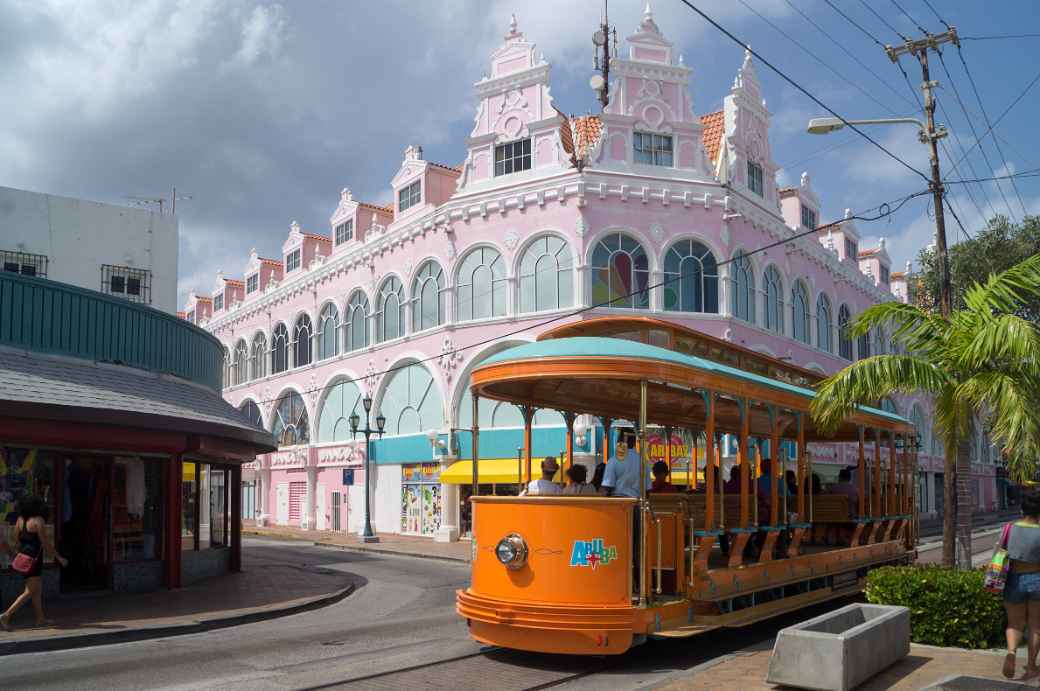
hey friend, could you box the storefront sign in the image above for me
[269,449,307,469]
[318,443,363,467]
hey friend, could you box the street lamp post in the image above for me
[349,394,385,543]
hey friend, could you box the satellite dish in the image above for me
[592,29,606,46]
[589,74,605,91]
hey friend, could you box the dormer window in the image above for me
[633,132,673,166]
[880,265,890,285]
[845,238,858,260]
[335,219,354,245]
[285,249,301,273]
[801,204,818,230]
[494,138,532,176]
[747,160,764,196]
[214,294,223,312]
[398,180,421,212]
[246,274,259,294]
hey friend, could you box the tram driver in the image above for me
[600,431,652,595]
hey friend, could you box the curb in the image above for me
[917,527,1004,553]
[0,581,357,657]
[313,541,470,564]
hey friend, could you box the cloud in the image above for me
[227,4,288,69]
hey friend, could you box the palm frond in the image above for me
[849,301,949,355]
[957,373,1040,477]
[963,253,1040,316]
[955,313,1040,373]
[811,355,949,434]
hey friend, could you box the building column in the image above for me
[164,455,183,589]
[435,453,460,543]
[230,464,242,572]
[257,467,272,527]
[302,465,317,530]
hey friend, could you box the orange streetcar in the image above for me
[456,318,918,655]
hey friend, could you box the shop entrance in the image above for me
[61,457,111,591]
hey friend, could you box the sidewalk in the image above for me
[656,642,1039,690]
[0,543,360,656]
[243,524,472,562]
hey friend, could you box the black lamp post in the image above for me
[349,394,385,543]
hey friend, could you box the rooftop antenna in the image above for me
[125,187,192,215]
[589,0,617,109]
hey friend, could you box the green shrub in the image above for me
[865,565,1005,649]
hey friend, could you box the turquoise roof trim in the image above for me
[480,337,908,425]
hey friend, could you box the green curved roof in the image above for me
[481,337,908,424]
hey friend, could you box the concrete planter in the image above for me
[766,603,910,691]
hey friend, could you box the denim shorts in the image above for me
[1005,571,1040,603]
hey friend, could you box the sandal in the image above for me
[1004,652,1017,679]
[1022,665,1040,680]
[0,616,10,632]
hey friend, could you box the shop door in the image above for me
[331,492,342,531]
[61,457,112,591]
[276,484,289,524]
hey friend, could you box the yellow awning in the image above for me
[442,459,543,485]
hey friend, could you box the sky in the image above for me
[2,0,1038,307]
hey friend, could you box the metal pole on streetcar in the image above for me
[638,379,649,607]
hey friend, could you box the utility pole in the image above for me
[885,27,967,569]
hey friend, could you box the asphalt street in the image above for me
[0,534,1002,690]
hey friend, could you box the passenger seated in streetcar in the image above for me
[830,467,859,517]
[521,457,562,495]
[590,461,607,491]
[757,457,789,500]
[723,465,742,494]
[563,464,597,495]
[651,461,678,493]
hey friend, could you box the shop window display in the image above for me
[400,464,441,536]
[112,456,163,561]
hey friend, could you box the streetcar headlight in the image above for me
[495,533,528,570]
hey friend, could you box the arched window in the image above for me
[239,399,263,429]
[909,404,929,454]
[763,266,784,333]
[251,332,267,380]
[222,346,231,389]
[519,235,573,313]
[272,390,309,446]
[233,339,249,386]
[375,276,405,343]
[293,314,313,368]
[663,239,719,313]
[791,281,810,344]
[857,330,871,360]
[410,261,446,332]
[838,305,853,360]
[816,294,833,353]
[456,247,506,321]
[378,364,444,436]
[731,252,755,322]
[318,303,339,361]
[346,290,370,351]
[874,326,888,355]
[590,232,649,308]
[881,398,898,414]
[271,323,289,374]
[318,379,363,442]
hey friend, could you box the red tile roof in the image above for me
[259,257,283,267]
[778,186,797,196]
[890,271,906,280]
[429,161,463,175]
[194,296,212,304]
[358,201,394,215]
[700,110,725,165]
[857,248,880,258]
[302,232,331,243]
[224,279,245,287]
[571,115,603,158]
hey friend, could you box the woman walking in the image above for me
[1003,489,1040,679]
[1,496,67,630]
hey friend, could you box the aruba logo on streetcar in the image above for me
[569,538,617,569]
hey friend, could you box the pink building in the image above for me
[187,10,993,540]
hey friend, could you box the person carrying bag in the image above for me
[997,489,1040,681]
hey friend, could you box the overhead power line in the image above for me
[944,66,1040,182]
[821,0,886,47]
[858,0,909,41]
[955,45,1030,217]
[961,34,1040,41]
[677,0,929,182]
[920,0,952,30]
[243,189,933,406]
[888,0,927,34]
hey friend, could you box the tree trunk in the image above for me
[942,438,957,567]
[956,437,974,569]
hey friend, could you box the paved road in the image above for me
[0,537,922,690]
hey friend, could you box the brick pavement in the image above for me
[655,642,1039,690]
[0,540,359,654]
[243,524,472,562]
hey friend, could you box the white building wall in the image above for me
[0,185,179,314]
[347,463,401,535]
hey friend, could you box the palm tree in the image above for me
[810,254,1040,568]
